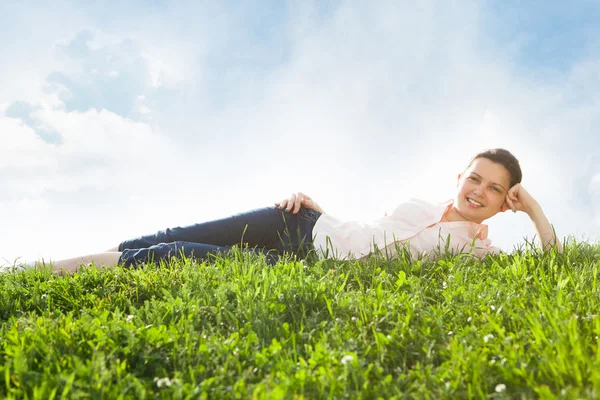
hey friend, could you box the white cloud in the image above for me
[0,117,56,169]
[1,106,176,195]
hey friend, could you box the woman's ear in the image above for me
[501,201,510,213]
[456,173,462,186]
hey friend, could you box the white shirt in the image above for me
[312,198,500,260]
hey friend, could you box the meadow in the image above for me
[1,240,599,399]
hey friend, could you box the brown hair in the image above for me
[467,148,522,188]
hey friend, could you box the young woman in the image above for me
[13,149,562,275]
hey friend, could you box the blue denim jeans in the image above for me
[118,206,322,267]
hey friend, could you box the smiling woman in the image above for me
[7,148,562,275]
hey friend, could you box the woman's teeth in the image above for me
[467,198,484,207]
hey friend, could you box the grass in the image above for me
[1,240,600,399]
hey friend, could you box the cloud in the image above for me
[1,107,175,190]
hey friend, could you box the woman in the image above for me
[15,149,562,275]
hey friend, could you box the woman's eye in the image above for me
[492,187,500,193]
[468,176,478,182]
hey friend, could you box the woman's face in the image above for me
[452,157,512,224]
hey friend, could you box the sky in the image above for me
[2,0,600,264]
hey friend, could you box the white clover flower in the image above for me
[154,377,167,388]
[278,294,284,301]
[467,316,472,322]
[483,334,494,343]
[341,355,354,365]
[351,317,358,322]
[126,315,134,323]
[495,384,506,393]
[154,377,180,388]
[490,305,496,311]
[442,281,447,289]
[448,331,454,336]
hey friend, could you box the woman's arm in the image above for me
[527,205,563,252]
[505,184,562,252]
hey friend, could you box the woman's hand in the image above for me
[503,183,541,216]
[275,192,324,214]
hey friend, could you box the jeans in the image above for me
[118,206,322,268]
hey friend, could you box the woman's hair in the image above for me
[467,148,522,188]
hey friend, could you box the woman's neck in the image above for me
[444,206,480,224]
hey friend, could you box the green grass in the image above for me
[1,240,600,399]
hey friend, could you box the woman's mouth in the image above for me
[466,197,484,208]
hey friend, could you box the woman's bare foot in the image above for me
[47,252,122,275]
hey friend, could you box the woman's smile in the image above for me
[466,197,484,208]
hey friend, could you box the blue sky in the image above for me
[1,1,599,264]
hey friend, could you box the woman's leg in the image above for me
[119,241,279,268]
[42,252,122,275]
[39,242,277,276]
[115,206,322,263]
[118,206,293,253]
[42,208,322,275]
